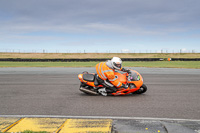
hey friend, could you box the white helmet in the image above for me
[111,57,122,70]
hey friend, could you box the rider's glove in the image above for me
[121,68,131,73]
[121,83,129,89]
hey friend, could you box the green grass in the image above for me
[124,61,200,69]
[2,131,48,133]
[0,61,200,69]
[0,62,98,67]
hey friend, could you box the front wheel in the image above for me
[135,84,147,94]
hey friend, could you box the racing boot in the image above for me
[98,87,107,96]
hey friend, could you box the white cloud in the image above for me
[0,0,200,52]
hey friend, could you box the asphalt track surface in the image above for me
[0,67,199,120]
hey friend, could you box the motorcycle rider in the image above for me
[96,57,130,96]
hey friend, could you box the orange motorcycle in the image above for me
[78,69,147,96]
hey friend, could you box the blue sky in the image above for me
[0,0,200,53]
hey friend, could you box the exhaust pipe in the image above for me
[79,87,98,95]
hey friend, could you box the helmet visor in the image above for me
[113,62,122,69]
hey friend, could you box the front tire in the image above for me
[135,84,147,94]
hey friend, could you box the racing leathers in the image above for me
[96,60,128,93]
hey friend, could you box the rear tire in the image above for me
[135,84,147,94]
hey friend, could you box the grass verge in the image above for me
[0,53,200,59]
[1,131,48,133]
[0,61,199,69]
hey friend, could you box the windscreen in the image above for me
[128,71,140,81]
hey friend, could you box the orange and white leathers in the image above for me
[96,60,122,88]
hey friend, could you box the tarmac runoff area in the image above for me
[0,67,200,132]
[0,116,200,133]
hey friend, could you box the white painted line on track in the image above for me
[0,115,200,122]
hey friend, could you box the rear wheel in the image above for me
[135,84,147,94]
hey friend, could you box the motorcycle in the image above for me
[78,69,147,96]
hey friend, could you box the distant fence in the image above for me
[0,58,200,62]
